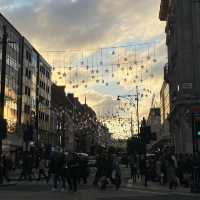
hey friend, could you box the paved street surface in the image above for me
[0,181,199,200]
[0,166,199,200]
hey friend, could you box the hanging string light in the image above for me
[147,46,151,60]
[47,40,159,91]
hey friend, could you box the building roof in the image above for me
[51,84,66,108]
[0,12,22,37]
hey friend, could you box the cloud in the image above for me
[0,0,166,138]
[1,0,165,51]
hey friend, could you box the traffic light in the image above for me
[197,131,200,137]
[0,118,7,140]
[194,118,200,138]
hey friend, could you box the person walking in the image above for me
[112,154,121,190]
[68,152,79,192]
[155,157,162,183]
[0,154,11,183]
[52,150,66,191]
[18,151,33,181]
[167,156,177,190]
[37,156,47,181]
[93,153,105,185]
[79,155,90,184]
[129,154,137,183]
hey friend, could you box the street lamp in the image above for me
[117,86,140,136]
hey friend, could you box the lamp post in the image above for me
[56,107,66,151]
[117,86,140,135]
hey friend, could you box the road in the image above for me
[0,180,199,200]
[0,166,199,200]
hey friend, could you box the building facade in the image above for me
[0,13,52,150]
[160,80,171,138]
[50,84,75,151]
[147,108,161,141]
[159,0,200,153]
[0,13,22,150]
[37,56,51,144]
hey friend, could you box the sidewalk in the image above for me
[0,182,17,187]
[125,178,199,196]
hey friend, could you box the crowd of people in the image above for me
[0,147,122,192]
[1,146,200,192]
[128,150,200,190]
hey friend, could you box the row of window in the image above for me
[39,95,50,106]
[40,65,50,79]
[25,86,31,96]
[24,104,31,114]
[24,104,50,122]
[39,112,49,122]
[25,68,32,79]
[39,80,50,93]
[26,50,32,63]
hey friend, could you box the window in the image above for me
[26,51,29,60]
[46,71,50,79]
[24,104,30,114]
[25,68,29,77]
[45,114,49,122]
[39,80,45,90]
[46,100,49,106]
[40,65,45,75]
[25,50,32,63]
[28,70,31,79]
[39,95,44,103]
[25,68,31,79]
[46,86,49,93]
[25,86,31,96]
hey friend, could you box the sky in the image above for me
[0,0,167,138]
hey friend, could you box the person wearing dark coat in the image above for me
[51,151,66,191]
[68,153,79,192]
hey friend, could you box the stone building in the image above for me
[147,108,161,150]
[50,84,75,151]
[159,0,200,153]
[160,80,171,146]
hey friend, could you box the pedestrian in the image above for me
[93,153,105,185]
[167,156,177,190]
[144,158,150,187]
[37,156,47,181]
[112,154,121,190]
[100,153,115,190]
[18,151,33,181]
[52,150,66,191]
[68,152,79,192]
[129,154,137,183]
[79,155,90,184]
[155,157,162,183]
[1,154,11,183]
